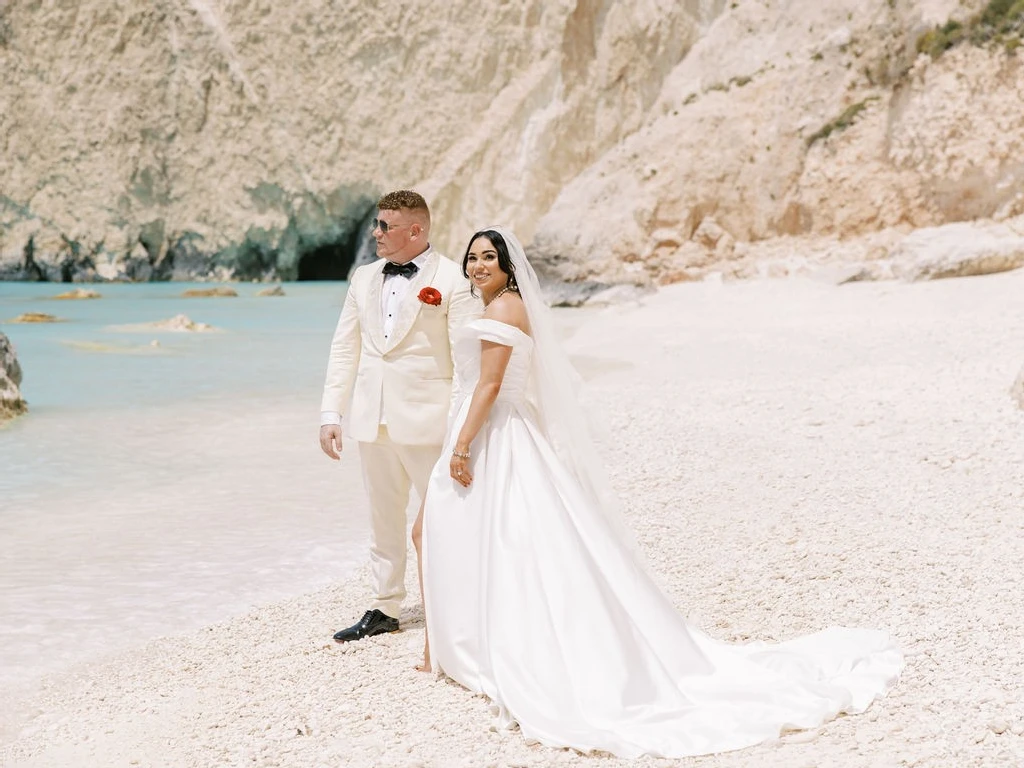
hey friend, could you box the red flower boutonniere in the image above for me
[418,287,442,306]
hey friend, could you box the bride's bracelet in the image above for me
[452,449,471,460]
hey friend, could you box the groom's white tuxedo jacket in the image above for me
[321,249,480,446]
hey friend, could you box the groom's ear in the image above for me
[407,209,430,239]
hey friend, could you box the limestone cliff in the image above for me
[532,0,1024,284]
[1,0,1022,285]
[0,0,708,281]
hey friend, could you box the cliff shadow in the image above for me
[296,211,376,281]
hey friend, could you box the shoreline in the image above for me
[3,273,1024,766]
[0,395,370,699]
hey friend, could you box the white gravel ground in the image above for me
[3,271,1024,767]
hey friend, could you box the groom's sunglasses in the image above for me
[372,218,406,234]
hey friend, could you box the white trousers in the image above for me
[358,425,441,620]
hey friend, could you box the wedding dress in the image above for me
[421,230,902,759]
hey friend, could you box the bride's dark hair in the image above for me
[461,229,519,295]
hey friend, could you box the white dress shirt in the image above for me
[381,249,431,343]
[320,249,432,428]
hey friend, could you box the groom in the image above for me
[319,190,480,642]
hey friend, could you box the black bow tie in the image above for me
[382,261,418,278]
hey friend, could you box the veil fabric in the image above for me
[487,226,645,561]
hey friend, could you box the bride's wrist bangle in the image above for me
[452,449,471,459]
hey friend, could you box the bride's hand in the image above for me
[450,454,472,487]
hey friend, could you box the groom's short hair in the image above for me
[377,190,430,226]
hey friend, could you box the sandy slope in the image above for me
[3,271,1024,767]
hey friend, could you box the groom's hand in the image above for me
[319,424,343,460]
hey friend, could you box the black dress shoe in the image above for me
[333,609,399,643]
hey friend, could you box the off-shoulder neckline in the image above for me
[469,317,533,342]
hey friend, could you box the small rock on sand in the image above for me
[1011,365,1024,410]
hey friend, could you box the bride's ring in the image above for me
[456,470,463,475]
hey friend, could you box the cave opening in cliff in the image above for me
[295,213,376,281]
[296,241,351,281]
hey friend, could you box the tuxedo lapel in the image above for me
[365,262,387,351]
[385,250,440,352]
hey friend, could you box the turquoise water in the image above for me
[0,282,375,691]
[0,281,347,410]
[0,282,346,497]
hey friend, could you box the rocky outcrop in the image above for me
[890,221,1024,280]
[2,0,1023,286]
[256,285,285,297]
[688,217,1024,284]
[0,332,27,422]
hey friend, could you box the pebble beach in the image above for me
[3,270,1024,767]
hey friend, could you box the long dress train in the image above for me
[422,318,902,759]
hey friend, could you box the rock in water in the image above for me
[181,287,238,298]
[0,332,27,422]
[256,285,286,297]
[149,314,217,332]
[105,314,218,333]
[7,312,63,323]
[53,288,102,299]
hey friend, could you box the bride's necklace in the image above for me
[485,285,514,306]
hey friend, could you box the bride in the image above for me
[413,227,903,759]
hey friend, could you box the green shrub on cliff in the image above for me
[917,0,1024,58]
[916,20,966,58]
[806,97,880,146]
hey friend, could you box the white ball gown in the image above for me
[422,315,903,758]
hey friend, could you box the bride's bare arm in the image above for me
[449,298,528,487]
